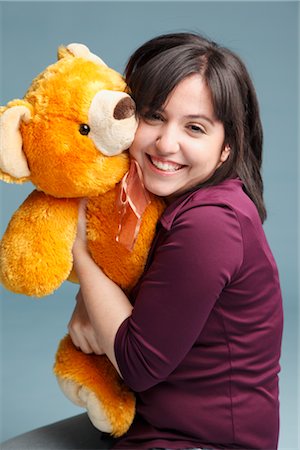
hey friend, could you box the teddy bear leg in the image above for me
[54,335,135,437]
[57,377,113,433]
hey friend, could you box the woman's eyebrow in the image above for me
[184,114,214,125]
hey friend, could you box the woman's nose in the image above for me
[155,126,179,155]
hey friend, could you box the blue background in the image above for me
[0,1,299,448]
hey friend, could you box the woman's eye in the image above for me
[143,112,163,122]
[152,113,163,121]
[188,124,205,134]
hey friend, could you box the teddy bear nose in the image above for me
[113,96,136,120]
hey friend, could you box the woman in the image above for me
[2,33,283,450]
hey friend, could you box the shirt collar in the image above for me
[159,178,243,231]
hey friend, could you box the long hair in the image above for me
[125,32,267,222]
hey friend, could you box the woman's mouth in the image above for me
[148,155,184,173]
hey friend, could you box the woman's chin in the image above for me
[143,181,180,199]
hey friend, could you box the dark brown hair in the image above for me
[125,32,267,222]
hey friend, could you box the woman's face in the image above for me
[129,74,230,201]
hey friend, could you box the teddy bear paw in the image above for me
[57,377,112,433]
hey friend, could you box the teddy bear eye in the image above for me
[79,123,90,135]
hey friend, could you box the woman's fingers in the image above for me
[68,287,105,355]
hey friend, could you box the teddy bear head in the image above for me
[0,44,137,197]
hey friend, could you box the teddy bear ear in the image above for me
[0,104,32,181]
[58,43,108,67]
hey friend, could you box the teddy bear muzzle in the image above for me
[88,90,138,157]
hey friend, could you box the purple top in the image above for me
[114,179,283,449]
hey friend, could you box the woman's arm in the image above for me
[69,200,133,377]
[71,200,243,392]
[114,204,243,391]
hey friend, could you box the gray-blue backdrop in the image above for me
[0,1,299,449]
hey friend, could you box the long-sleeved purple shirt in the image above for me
[114,179,283,450]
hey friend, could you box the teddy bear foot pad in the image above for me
[54,335,135,437]
[57,377,113,433]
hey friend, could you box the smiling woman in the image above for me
[69,32,283,450]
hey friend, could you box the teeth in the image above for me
[151,156,182,172]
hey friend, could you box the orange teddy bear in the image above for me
[0,44,165,436]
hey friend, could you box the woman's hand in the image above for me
[68,288,104,355]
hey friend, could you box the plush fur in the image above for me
[0,44,165,436]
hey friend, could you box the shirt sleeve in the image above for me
[114,204,243,392]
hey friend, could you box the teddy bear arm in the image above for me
[0,190,79,296]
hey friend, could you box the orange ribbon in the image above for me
[116,159,151,251]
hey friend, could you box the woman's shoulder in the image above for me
[160,178,255,230]
[190,178,244,204]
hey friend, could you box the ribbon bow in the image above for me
[116,159,151,251]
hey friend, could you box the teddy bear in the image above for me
[0,43,165,437]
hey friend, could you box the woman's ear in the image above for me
[220,144,231,163]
